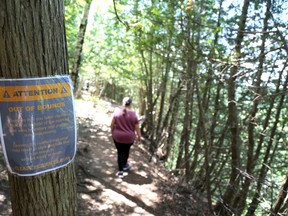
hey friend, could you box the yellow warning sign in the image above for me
[0,83,72,102]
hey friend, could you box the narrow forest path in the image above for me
[75,98,210,216]
[75,98,173,215]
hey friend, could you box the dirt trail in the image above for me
[76,99,171,215]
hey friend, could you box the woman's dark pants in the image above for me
[114,140,133,171]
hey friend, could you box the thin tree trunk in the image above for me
[195,78,213,212]
[215,0,251,214]
[140,48,154,142]
[155,38,172,139]
[234,1,271,214]
[165,87,181,161]
[205,0,224,163]
[160,80,183,161]
[176,79,192,176]
[139,86,146,116]
[246,68,288,216]
[270,175,288,215]
[0,1,77,215]
[208,84,226,172]
[71,0,92,91]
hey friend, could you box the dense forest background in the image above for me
[64,0,287,215]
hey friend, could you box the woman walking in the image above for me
[110,97,141,178]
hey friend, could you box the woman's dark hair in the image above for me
[122,97,132,116]
[123,97,132,106]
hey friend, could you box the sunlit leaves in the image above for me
[151,8,161,16]
[186,0,193,11]
[65,0,86,69]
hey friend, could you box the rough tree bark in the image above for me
[271,174,288,215]
[0,1,77,215]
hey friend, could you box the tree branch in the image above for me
[113,0,129,30]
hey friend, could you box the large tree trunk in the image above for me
[8,163,76,216]
[0,1,77,215]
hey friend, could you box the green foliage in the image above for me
[65,0,86,70]
[65,0,288,214]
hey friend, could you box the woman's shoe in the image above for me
[123,164,131,171]
[116,171,124,178]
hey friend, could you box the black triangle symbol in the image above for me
[61,87,68,94]
[4,91,10,98]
